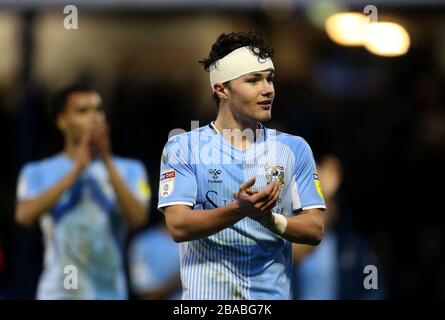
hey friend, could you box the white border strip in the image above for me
[301,205,327,211]
[158,201,194,212]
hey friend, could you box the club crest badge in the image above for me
[265,164,285,186]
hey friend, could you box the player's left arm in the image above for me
[259,137,327,245]
[104,158,149,228]
[257,208,325,245]
[95,120,149,229]
[279,209,325,245]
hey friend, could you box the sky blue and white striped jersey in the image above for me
[158,123,326,300]
[17,154,150,300]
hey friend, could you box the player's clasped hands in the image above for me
[91,117,112,160]
[233,177,281,224]
[73,117,111,174]
[73,126,94,173]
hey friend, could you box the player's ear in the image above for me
[55,113,67,132]
[213,83,229,101]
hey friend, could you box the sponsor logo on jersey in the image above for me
[208,168,223,183]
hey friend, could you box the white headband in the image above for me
[209,46,274,91]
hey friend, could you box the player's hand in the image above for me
[92,116,112,161]
[317,155,342,200]
[234,180,280,226]
[233,178,280,218]
[73,125,93,174]
[257,181,281,212]
[233,181,280,212]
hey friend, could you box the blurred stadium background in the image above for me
[0,0,444,299]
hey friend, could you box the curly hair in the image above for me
[199,31,274,107]
[51,83,96,121]
[199,31,274,71]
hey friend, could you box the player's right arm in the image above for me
[164,178,280,243]
[15,131,92,227]
[159,135,280,242]
[16,165,83,227]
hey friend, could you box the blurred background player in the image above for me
[292,154,385,299]
[128,215,181,300]
[14,83,151,299]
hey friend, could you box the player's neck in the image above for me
[214,105,260,132]
[213,110,259,150]
[62,140,77,161]
[62,140,98,161]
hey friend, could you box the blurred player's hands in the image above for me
[233,178,280,224]
[91,117,112,161]
[73,125,94,174]
[317,155,342,201]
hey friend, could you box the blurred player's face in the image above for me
[57,91,105,145]
[224,70,275,124]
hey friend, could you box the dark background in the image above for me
[0,0,444,299]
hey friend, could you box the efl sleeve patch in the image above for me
[314,175,325,201]
[159,170,176,198]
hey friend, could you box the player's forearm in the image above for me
[258,209,325,245]
[15,167,81,227]
[104,157,148,229]
[165,202,243,242]
[281,211,325,245]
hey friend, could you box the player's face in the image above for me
[58,91,105,144]
[226,70,275,124]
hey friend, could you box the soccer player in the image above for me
[15,84,151,299]
[158,31,326,300]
